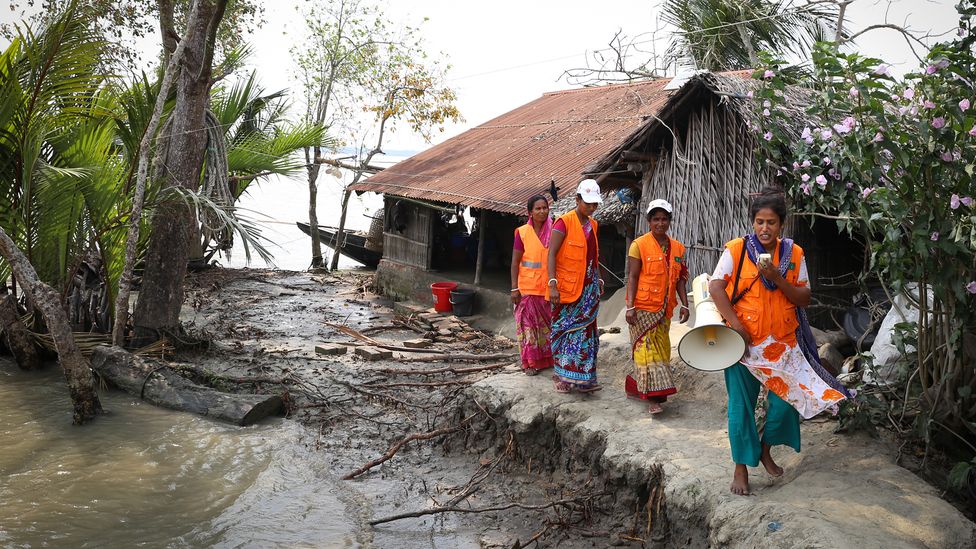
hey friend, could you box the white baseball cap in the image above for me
[646,198,673,215]
[576,179,603,204]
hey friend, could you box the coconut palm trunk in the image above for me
[0,227,101,423]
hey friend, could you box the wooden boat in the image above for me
[295,222,382,267]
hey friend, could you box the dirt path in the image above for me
[175,268,975,547]
[461,321,976,548]
[179,268,605,547]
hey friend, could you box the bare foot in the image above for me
[647,401,664,414]
[760,443,784,477]
[730,464,750,495]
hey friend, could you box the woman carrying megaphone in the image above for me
[707,187,852,496]
[624,199,690,414]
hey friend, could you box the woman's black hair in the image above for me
[749,186,788,222]
[526,194,549,212]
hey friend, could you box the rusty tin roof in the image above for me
[349,78,681,215]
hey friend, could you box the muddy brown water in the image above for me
[0,362,367,548]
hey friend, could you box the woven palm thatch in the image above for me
[586,72,832,278]
[548,188,637,225]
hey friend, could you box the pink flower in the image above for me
[930,232,940,241]
[926,65,939,75]
[763,100,771,108]
[923,99,936,109]
[872,132,884,143]
[874,64,890,76]
[941,151,954,162]
[829,168,839,179]
[898,106,909,116]
[862,187,875,198]
[800,182,812,195]
[792,161,800,170]
[967,281,976,295]
[960,28,969,37]
[903,88,915,100]
[823,156,831,165]
[970,125,976,137]
[801,173,810,182]
[951,194,961,209]
[891,94,901,102]
[747,90,754,98]
[763,69,775,79]
[801,126,813,144]
[845,181,854,189]
[801,160,811,168]
[961,99,971,111]
[821,129,833,140]
[962,196,974,207]
[833,117,856,134]
[850,87,859,97]
[816,175,828,186]
[932,117,946,129]
[763,131,773,141]
[763,108,771,116]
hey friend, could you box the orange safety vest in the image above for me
[554,211,598,303]
[515,224,549,298]
[633,233,686,317]
[723,238,805,345]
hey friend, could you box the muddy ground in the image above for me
[176,268,633,548]
[170,267,976,548]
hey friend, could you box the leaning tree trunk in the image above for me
[132,0,228,344]
[0,288,40,370]
[0,227,101,423]
[328,187,353,271]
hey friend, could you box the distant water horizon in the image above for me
[224,172,387,271]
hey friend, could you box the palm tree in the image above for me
[662,0,840,71]
[0,0,104,421]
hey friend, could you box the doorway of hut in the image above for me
[428,207,628,298]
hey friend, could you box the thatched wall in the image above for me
[636,98,767,278]
[383,197,434,269]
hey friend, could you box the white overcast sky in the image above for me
[248,0,958,153]
[2,0,960,154]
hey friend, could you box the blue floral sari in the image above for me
[551,261,601,389]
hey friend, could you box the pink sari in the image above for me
[515,218,554,372]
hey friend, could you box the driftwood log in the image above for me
[91,346,283,426]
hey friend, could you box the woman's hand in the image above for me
[625,307,637,325]
[598,278,605,296]
[758,260,782,283]
[510,289,521,307]
[678,304,690,324]
[549,287,561,306]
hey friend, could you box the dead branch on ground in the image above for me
[398,352,517,363]
[323,322,446,354]
[369,490,611,526]
[343,413,478,480]
[372,362,512,376]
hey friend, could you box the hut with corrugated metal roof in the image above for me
[350,76,708,311]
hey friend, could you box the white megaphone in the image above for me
[677,273,746,371]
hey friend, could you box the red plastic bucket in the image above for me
[430,282,458,312]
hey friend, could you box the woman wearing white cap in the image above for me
[624,199,689,413]
[546,179,604,393]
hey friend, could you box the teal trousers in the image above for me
[724,363,801,467]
